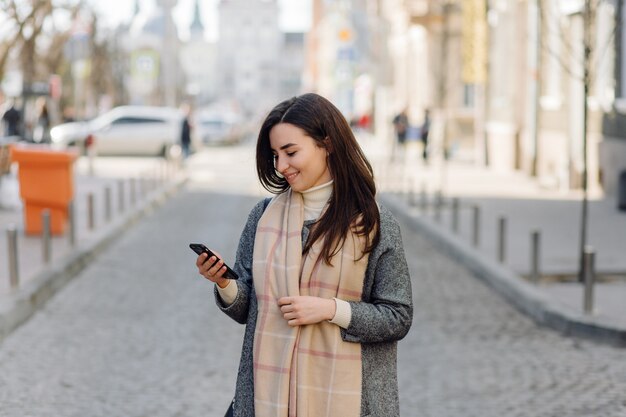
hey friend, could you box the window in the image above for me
[592,1,615,110]
[111,117,166,125]
[463,83,475,108]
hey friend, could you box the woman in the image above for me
[33,97,51,143]
[195,93,413,417]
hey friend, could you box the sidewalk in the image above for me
[359,134,626,346]
[0,155,186,340]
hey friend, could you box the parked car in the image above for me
[193,111,244,146]
[50,106,193,157]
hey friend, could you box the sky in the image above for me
[88,0,312,41]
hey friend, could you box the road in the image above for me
[0,145,625,417]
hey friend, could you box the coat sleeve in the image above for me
[213,198,268,324]
[341,211,413,344]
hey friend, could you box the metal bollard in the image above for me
[451,198,460,233]
[68,200,76,247]
[583,246,596,314]
[130,178,136,206]
[434,191,443,222]
[42,209,51,263]
[420,185,428,214]
[7,225,19,288]
[88,193,95,230]
[118,179,125,213]
[105,186,112,223]
[140,177,146,199]
[530,230,540,283]
[137,177,143,200]
[471,205,480,247]
[498,216,507,263]
[408,180,416,206]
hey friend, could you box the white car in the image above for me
[194,111,244,146]
[50,106,189,157]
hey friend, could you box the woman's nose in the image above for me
[275,156,288,173]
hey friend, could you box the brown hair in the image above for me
[256,93,380,263]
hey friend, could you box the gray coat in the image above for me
[214,199,413,417]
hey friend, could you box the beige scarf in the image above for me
[252,189,369,417]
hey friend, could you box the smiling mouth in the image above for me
[284,172,299,182]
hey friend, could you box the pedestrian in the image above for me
[180,103,192,159]
[33,97,51,143]
[2,99,21,137]
[421,108,431,162]
[392,108,409,146]
[194,93,413,417]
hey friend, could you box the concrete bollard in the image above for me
[6,225,19,289]
[42,209,51,263]
[530,230,540,283]
[498,216,507,263]
[583,246,596,314]
[471,205,480,247]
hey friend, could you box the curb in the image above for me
[381,192,626,348]
[0,176,188,342]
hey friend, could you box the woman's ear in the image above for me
[323,136,333,154]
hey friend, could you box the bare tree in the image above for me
[0,0,84,91]
[0,0,51,82]
[537,0,620,280]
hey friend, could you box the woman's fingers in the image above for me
[197,255,227,281]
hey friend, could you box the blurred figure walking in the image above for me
[33,97,51,143]
[392,109,408,147]
[421,109,431,163]
[180,103,192,159]
[2,99,20,137]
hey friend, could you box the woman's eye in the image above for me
[286,152,296,157]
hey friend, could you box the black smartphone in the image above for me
[189,243,239,280]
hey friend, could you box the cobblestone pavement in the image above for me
[398,216,626,417]
[1,185,625,415]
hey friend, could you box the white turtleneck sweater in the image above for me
[216,180,352,329]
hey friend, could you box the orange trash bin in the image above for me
[10,144,79,235]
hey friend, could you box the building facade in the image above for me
[216,0,282,117]
[380,0,626,196]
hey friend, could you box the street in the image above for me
[0,145,625,417]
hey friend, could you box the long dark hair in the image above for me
[256,93,380,263]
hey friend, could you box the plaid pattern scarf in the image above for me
[252,190,369,417]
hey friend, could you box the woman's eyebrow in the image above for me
[271,143,297,152]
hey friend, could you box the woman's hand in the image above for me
[195,251,230,289]
[278,296,336,326]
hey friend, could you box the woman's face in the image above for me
[269,123,332,192]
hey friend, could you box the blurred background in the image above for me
[1,0,625,196]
